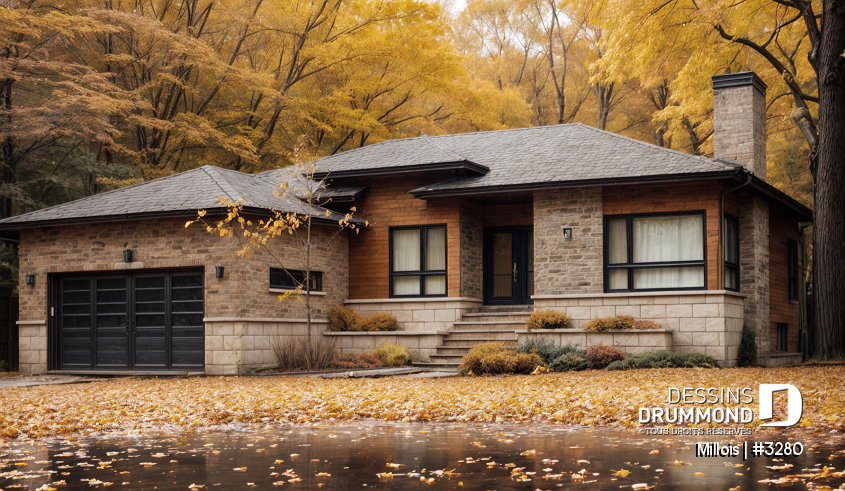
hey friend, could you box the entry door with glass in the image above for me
[484,227,534,305]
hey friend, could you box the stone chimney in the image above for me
[712,72,767,180]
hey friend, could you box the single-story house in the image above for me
[0,71,811,374]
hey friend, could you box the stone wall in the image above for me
[16,217,348,374]
[516,329,673,356]
[324,331,440,362]
[344,297,482,332]
[459,202,484,299]
[533,291,746,367]
[739,195,771,360]
[534,187,604,294]
[712,74,767,179]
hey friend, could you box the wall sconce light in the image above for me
[25,274,35,286]
[123,249,133,263]
[215,266,225,279]
[562,227,573,240]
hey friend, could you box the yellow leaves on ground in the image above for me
[0,366,843,439]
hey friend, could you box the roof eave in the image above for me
[745,174,813,221]
[313,160,489,180]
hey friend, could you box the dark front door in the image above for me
[53,270,204,371]
[484,227,534,305]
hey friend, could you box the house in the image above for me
[0,71,811,374]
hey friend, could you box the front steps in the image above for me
[425,307,531,368]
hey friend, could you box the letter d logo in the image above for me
[759,384,803,427]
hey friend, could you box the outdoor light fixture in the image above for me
[563,228,573,240]
[25,274,35,286]
[215,266,225,279]
[123,249,133,263]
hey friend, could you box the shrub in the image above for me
[549,346,589,372]
[585,344,627,369]
[328,308,364,332]
[375,342,411,366]
[271,336,338,371]
[517,338,572,365]
[632,320,662,330]
[737,323,759,367]
[334,352,384,369]
[605,350,718,370]
[359,312,399,332]
[583,315,635,332]
[526,310,572,330]
[460,342,545,376]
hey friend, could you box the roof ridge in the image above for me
[420,135,472,162]
[201,166,247,203]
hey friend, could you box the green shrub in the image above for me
[328,308,365,332]
[517,338,574,365]
[605,350,719,370]
[549,346,589,372]
[460,342,545,376]
[359,312,399,332]
[585,343,627,369]
[526,310,572,330]
[375,342,411,366]
[737,323,759,367]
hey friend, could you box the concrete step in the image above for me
[479,305,533,313]
[445,330,518,341]
[434,345,479,355]
[462,312,532,322]
[441,338,517,347]
[411,361,461,372]
[429,354,466,363]
[452,321,526,330]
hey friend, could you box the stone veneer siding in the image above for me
[16,217,347,374]
[344,297,482,332]
[534,187,604,294]
[713,81,768,180]
[516,329,673,356]
[739,195,771,360]
[533,291,745,367]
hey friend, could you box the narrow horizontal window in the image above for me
[270,268,322,292]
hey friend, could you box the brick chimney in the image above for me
[712,72,767,180]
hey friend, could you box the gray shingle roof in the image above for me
[0,165,358,229]
[312,123,740,194]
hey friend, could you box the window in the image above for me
[724,216,739,291]
[270,268,322,292]
[605,213,706,291]
[390,225,446,297]
[776,323,788,352]
[787,239,799,301]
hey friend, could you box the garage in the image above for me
[51,270,204,371]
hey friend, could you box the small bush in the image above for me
[375,342,411,366]
[605,350,718,370]
[328,308,365,332]
[359,312,399,332]
[517,338,572,365]
[737,323,759,367]
[271,336,338,371]
[549,346,589,372]
[526,310,572,330]
[334,352,384,369]
[632,320,662,330]
[460,342,545,376]
[583,315,635,332]
[585,344,627,369]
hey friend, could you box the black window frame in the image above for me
[389,224,448,298]
[787,239,799,301]
[776,322,788,352]
[269,268,322,292]
[603,210,708,293]
[723,215,740,292]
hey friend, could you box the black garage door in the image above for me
[52,270,204,371]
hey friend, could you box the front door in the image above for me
[484,227,534,305]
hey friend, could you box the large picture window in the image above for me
[390,225,446,297]
[605,212,706,291]
[724,216,739,291]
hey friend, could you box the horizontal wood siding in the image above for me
[768,206,801,353]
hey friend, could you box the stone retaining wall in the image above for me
[323,331,441,362]
[515,329,673,355]
[344,297,482,332]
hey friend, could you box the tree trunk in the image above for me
[811,0,845,359]
[0,77,16,219]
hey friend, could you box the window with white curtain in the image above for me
[605,213,706,291]
[390,225,446,296]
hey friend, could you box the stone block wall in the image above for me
[712,75,767,179]
[533,291,746,367]
[324,331,440,362]
[16,217,347,374]
[739,195,771,360]
[516,329,673,356]
[459,202,484,299]
[344,297,482,332]
[534,187,604,294]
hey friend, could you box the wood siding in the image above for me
[769,206,802,353]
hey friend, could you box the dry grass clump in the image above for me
[271,336,338,371]
[328,308,398,332]
[584,344,627,369]
[583,315,662,332]
[526,309,572,330]
[460,342,545,376]
[334,352,384,369]
[374,342,411,366]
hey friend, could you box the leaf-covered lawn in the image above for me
[1,366,843,440]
